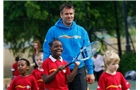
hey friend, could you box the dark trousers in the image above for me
[68,67,87,90]
[94,70,104,81]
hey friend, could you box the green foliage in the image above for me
[4,1,136,56]
[118,51,136,75]
[4,1,49,56]
[129,27,136,36]
[25,1,48,20]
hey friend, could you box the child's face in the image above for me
[106,61,119,73]
[35,55,43,67]
[50,41,63,58]
[18,60,29,76]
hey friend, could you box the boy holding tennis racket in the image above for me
[8,58,38,90]
[42,39,80,90]
[97,50,130,90]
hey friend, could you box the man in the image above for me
[43,2,95,90]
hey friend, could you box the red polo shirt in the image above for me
[31,69,45,90]
[42,55,70,90]
[97,72,130,90]
[8,75,38,90]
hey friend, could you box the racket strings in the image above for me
[64,41,102,68]
[77,44,92,60]
[77,41,101,61]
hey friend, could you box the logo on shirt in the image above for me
[37,79,43,82]
[26,85,31,89]
[59,35,81,39]
[106,85,121,89]
[15,85,31,89]
[49,69,57,73]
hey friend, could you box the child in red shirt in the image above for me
[31,52,45,90]
[11,56,20,80]
[42,39,80,90]
[97,50,130,90]
[8,58,38,90]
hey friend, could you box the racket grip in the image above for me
[64,62,73,68]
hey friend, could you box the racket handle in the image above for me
[64,62,73,68]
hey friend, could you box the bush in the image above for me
[118,51,136,75]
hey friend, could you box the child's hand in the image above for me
[57,66,65,71]
[74,61,80,66]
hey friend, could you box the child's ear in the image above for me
[105,64,108,67]
[27,66,30,71]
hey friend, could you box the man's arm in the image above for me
[82,30,94,74]
[83,30,95,84]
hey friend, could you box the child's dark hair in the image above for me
[59,2,74,13]
[19,58,30,66]
[49,39,61,47]
[15,56,19,61]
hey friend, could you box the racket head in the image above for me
[91,41,102,53]
[77,41,102,60]
[64,41,102,68]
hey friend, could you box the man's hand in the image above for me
[86,74,95,84]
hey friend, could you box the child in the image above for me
[42,39,80,90]
[11,56,20,80]
[31,52,45,90]
[8,58,38,90]
[97,50,130,90]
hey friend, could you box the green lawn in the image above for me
[88,80,136,90]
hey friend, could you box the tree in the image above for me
[4,1,136,56]
[4,1,49,56]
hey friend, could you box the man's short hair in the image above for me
[59,2,74,13]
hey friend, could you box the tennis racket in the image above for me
[64,41,102,68]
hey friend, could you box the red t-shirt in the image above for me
[42,56,70,90]
[11,62,20,76]
[8,75,38,90]
[97,72,130,90]
[31,68,45,90]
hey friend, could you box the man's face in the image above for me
[60,8,74,26]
